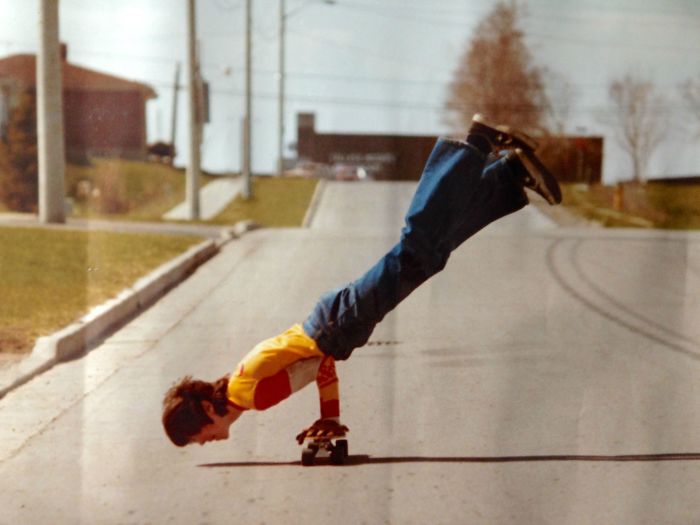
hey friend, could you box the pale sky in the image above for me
[1,0,699,182]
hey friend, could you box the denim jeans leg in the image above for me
[303,140,525,360]
[446,152,529,251]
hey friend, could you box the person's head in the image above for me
[162,375,241,447]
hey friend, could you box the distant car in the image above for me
[332,164,373,181]
[285,161,332,179]
[147,141,176,164]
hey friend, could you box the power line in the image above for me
[8,41,688,95]
[4,35,695,95]
[209,0,243,10]
[526,0,700,19]
[525,29,700,53]
[524,8,699,30]
[187,82,691,116]
[330,1,482,28]
[337,0,487,17]
[286,28,454,77]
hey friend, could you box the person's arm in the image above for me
[295,357,348,444]
[315,356,340,421]
[257,355,340,418]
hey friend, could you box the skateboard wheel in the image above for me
[338,439,349,456]
[301,447,316,466]
[330,440,348,465]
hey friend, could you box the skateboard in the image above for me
[300,434,349,466]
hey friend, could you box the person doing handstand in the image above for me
[162,114,562,447]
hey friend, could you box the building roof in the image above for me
[0,53,156,99]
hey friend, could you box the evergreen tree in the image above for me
[0,90,39,212]
[445,1,549,135]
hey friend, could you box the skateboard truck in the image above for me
[296,419,349,466]
[301,435,349,466]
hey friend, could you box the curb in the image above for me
[0,222,257,399]
[302,179,327,228]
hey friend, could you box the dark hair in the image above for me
[162,375,230,447]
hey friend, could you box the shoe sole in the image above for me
[472,114,539,151]
[514,148,562,205]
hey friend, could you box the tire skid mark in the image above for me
[546,238,700,362]
[571,239,700,349]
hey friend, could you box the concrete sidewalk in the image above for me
[1,182,699,524]
[0,212,228,238]
[163,176,243,221]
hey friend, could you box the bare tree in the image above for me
[680,78,700,135]
[608,74,666,183]
[542,70,575,135]
[445,1,549,135]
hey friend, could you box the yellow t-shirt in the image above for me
[227,324,324,410]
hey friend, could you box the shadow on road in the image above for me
[199,452,700,468]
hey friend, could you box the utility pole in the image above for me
[277,0,334,179]
[277,0,285,177]
[242,0,252,198]
[37,0,65,224]
[170,61,181,165]
[186,0,200,220]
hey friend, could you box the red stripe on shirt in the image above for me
[254,370,292,410]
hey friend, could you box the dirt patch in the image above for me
[0,327,32,355]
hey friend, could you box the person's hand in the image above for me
[296,419,349,444]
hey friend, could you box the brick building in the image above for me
[0,45,156,160]
[295,112,603,184]
[295,113,436,181]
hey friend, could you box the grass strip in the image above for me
[66,160,317,227]
[67,158,215,222]
[0,227,200,354]
[209,176,318,227]
[561,183,700,229]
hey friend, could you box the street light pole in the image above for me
[170,61,181,165]
[186,0,201,220]
[277,0,335,178]
[37,0,66,224]
[242,0,252,198]
[277,0,286,177]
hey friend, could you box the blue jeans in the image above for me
[303,138,528,360]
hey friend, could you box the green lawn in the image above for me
[0,164,318,356]
[66,161,318,227]
[0,227,201,354]
[67,158,215,221]
[561,182,700,229]
[209,176,318,227]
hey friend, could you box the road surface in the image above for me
[1,181,699,524]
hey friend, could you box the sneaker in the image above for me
[506,148,562,205]
[469,114,539,152]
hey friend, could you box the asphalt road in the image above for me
[1,181,699,524]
